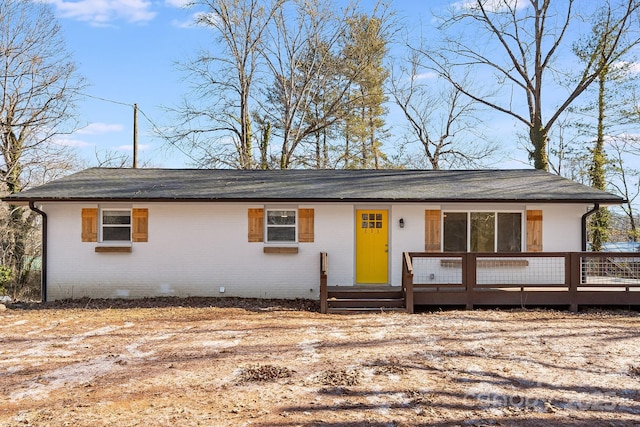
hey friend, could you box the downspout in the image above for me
[581,203,600,251]
[28,201,47,302]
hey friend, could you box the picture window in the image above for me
[443,211,522,252]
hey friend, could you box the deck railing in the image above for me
[319,251,640,314]
[404,251,640,311]
[320,252,328,314]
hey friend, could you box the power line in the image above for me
[73,90,133,108]
[136,105,197,163]
[74,91,198,164]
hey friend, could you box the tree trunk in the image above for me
[629,207,638,242]
[259,122,270,170]
[530,121,549,171]
[589,68,609,251]
[240,97,253,169]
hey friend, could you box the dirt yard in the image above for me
[1,298,640,426]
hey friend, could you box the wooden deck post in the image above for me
[402,252,414,314]
[320,252,328,314]
[465,253,475,310]
[569,253,579,313]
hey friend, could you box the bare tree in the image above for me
[167,0,282,169]
[90,147,155,169]
[607,136,640,241]
[0,0,85,297]
[390,51,498,169]
[421,0,640,171]
[257,0,395,169]
[547,114,590,183]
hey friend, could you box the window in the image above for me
[248,208,314,244]
[443,212,466,252]
[471,212,494,252]
[102,209,131,242]
[82,207,148,244]
[361,212,383,229]
[443,211,522,252]
[266,209,296,242]
[497,213,522,252]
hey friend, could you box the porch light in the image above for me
[399,218,405,228]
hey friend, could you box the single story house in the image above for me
[2,168,627,309]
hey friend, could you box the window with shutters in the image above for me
[248,207,314,244]
[442,211,523,253]
[82,207,148,245]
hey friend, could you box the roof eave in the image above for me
[3,196,626,205]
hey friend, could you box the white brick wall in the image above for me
[41,201,589,300]
[45,203,354,300]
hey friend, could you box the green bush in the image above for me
[0,266,12,295]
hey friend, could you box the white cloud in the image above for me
[609,132,640,141]
[54,138,92,148]
[454,0,529,13]
[171,18,190,28]
[628,63,640,74]
[77,123,124,135]
[612,61,640,75]
[165,0,191,7]
[115,143,152,151]
[171,11,213,29]
[412,72,438,81]
[45,0,156,26]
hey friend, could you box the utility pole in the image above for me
[133,103,138,169]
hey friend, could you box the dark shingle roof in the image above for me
[2,168,624,204]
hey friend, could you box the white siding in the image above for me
[41,201,592,301]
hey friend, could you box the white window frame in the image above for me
[265,208,298,244]
[99,208,132,243]
[442,210,524,252]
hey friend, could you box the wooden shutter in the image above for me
[248,208,264,242]
[298,208,314,243]
[526,210,543,252]
[81,208,98,242]
[132,208,149,242]
[425,210,441,252]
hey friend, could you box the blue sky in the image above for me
[46,0,205,167]
[42,0,619,170]
[46,0,476,169]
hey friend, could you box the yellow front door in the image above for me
[356,210,389,284]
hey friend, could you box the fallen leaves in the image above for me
[315,368,361,386]
[236,364,294,384]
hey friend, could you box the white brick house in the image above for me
[3,168,623,302]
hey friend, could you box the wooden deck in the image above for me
[319,252,640,314]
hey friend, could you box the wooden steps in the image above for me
[325,286,406,314]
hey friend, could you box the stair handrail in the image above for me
[402,252,414,313]
[320,252,328,314]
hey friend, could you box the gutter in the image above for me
[581,203,600,251]
[28,201,47,302]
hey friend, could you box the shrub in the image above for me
[0,266,12,295]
